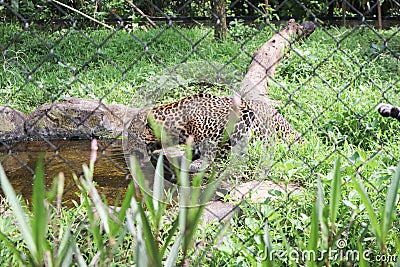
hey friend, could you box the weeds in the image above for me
[0,138,222,266]
[0,23,399,266]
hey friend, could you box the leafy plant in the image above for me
[306,157,342,266]
[228,19,258,40]
[0,156,83,266]
[126,136,220,266]
[306,157,400,266]
[351,161,400,256]
[0,138,221,266]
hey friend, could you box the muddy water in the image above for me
[0,140,135,206]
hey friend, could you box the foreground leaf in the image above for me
[129,156,162,266]
[0,164,37,263]
[31,156,47,264]
[351,176,381,245]
[329,157,341,232]
[382,163,400,241]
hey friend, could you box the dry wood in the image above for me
[52,0,113,30]
[377,0,382,30]
[238,19,315,141]
[125,0,157,29]
[239,19,316,103]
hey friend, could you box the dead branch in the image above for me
[125,0,157,29]
[239,19,316,103]
[51,0,113,30]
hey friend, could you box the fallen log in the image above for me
[239,19,316,102]
[238,19,316,141]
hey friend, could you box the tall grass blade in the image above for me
[263,219,274,267]
[153,151,165,212]
[127,197,149,267]
[0,230,25,264]
[382,163,400,239]
[184,174,215,254]
[82,193,104,257]
[56,224,74,267]
[307,194,319,267]
[0,164,37,261]
[357,242,369,267]
[351,176,382,245]
[159,218,180,259]
[164,234,182,267]
[114,180,136,235]
[329,157,341,231]
[81,165,110,234]
[129,196,158,267]
[316,176,328,247]
[31,156,47,264]
[73,241,87,267]
[129,157,162,266]
[185,202,206,249]
[129,156,155,214]
[179,147,190,253]
[135,231,149,267]
[181,137,220,258]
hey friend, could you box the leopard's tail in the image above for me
[378,104,400,121]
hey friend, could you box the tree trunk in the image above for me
[342,0,347,27]
[328,0,334,18]
[264,0,269,21]
[212,0,227,41]
[377,0,382,30]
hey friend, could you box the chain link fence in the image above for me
[0,0,399,265]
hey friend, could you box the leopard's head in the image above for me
[126,108,152,164]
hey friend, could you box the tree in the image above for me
[212,0,227,40]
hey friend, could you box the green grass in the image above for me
[0,24,262,112]
[1,22,400,266]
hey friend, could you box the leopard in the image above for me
[378,103,400,121]
[127,93,300,172]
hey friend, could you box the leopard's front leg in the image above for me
[189,140,219,173]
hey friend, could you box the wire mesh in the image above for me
[0,0,399,265]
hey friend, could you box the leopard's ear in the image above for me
[135,108,151,123]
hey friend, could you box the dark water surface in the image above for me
[0,140,133,206]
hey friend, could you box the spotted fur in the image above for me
[127,93,299,170]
